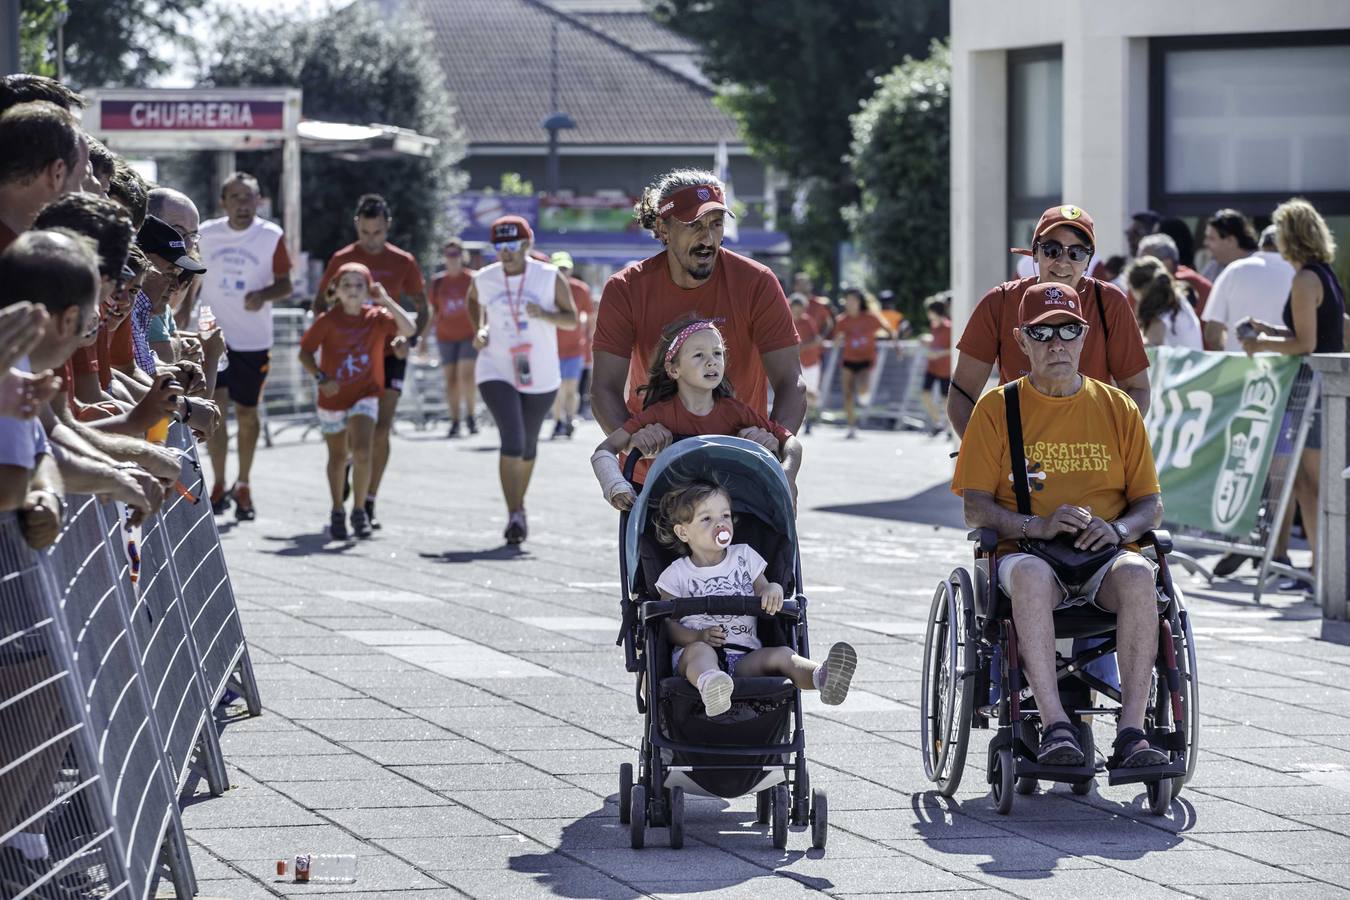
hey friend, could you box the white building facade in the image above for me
[949,1,1350,333]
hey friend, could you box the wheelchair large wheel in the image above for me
[1177,599,1200,789]
[921,569,976,797]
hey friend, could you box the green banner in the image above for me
[1143,347,1301,537]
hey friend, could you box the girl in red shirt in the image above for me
[833,288,897,439]
[590,316,802,509]
[789,294,825,434]
[299,262,416,540]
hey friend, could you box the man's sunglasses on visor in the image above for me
[493,240,524,252]
[1037,239,1093,263]
[1023,322,1086,343]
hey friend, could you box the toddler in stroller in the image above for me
[615,435,857,851]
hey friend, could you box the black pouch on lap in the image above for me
[1005,381,1116,584]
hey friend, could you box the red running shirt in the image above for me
[834,312,889,364]
[623,395,792,447]
[300,305,398,411]
[431,270,474,342]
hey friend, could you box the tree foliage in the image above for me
[847,40,950,320]
[648,0,947,289]
[200,4,466,269]
[20,0,206,88]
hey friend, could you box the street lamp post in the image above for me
[541,19,575,198]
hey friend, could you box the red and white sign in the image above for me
[100,99,285,131]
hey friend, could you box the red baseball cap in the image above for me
[490,215,533,243]
[1019,282,1088,326]
[1033,203,1095,246]
[658,183,735,225]
[333,261,373,289]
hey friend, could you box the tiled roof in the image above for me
[408,0,739,147]
[573,12,699,53]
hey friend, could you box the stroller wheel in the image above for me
[629,784,646,849]
[991,748,1014,815]
[755,789,770,825]
[771,784,789,850]
[618,763,633,824]
[809,788,828,850]
[669,786,685,849]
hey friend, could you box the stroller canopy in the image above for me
[624,436,797,593]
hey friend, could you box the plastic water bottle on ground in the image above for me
[275,853,356,884]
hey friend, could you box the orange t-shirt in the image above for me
[431,270,474,342]
[108,319,135,372]
[806,296,833,338]
[299,305,398,411]
[316,242,425,354]
[835,312,889,363]
[957,276,1150,385]
[951,376,1159,554]
[927,318,952,378]
[623,395,792,447]
[556,276,594,361]
[795,313,822,368]
[593,248,799,419]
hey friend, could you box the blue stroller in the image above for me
[614,436,827,850]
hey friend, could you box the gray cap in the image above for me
[1259,224,1279,251]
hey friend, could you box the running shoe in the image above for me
[699,670,734,717]
[364,499,381,530]
[551,419,567,440]
[504,510,527,545]
[210,483,231,515]
[817,642,857,705]
[234,484,256,521]
[845,427,858,440]
[563,418,576,439]
[351,507,373,539]
[330,509,348,541]
[447,419,461,438]
[466,416,478,435]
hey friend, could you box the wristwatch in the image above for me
[1112,521,1130,542]
[313,370,328,384]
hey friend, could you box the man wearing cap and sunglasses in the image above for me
[591,169,803,475]
[313,194,429,529]
[948,204,1151,438]
[952,281,1168,773]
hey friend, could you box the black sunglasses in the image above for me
[1023,322,1086,343]
[1037,239,1093,263]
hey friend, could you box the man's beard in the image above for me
[683,245,716,281]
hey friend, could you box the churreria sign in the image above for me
[100,100,286,131]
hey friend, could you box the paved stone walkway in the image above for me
[181,419,1350,899]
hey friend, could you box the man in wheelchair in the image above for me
[951,282,1167,772]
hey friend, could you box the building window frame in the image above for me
[1006,45,1064,275]
[1149,30,1350,218]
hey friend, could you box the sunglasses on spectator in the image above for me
[1036,239,1093,263]
[444,247,462,257]
[493,240,524,252]
[1023,322,1086,343]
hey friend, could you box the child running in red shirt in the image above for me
[591,317,802,510]
[299,262,416,540]
[833,287,898,439]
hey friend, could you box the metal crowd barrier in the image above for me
[1163,364,1320,602]
[0,423,262,899]
[816,338,937,431]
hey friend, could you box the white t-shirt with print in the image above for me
[657,543,767,652]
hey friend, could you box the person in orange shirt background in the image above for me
[789,294,824,434]
[550,250,593,439]
[833,287,897,439]
[429,236,478,438]
[920,292,952,437]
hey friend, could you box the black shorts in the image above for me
[923,372,951,394]
[216,348,270,407]
[841,359,873,373]
[384,354,407,392]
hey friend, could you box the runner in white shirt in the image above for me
[197,172,293,520]
[1201,227,1296,352]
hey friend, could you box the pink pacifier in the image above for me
[714,525,732,548]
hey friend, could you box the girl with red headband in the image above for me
[590,315,802,510]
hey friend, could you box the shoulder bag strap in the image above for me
[1093,280,1110,342]
[1003,381,1032,516]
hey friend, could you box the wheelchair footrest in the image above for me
[1012,758,1096,785]
[1105,758,1186,787]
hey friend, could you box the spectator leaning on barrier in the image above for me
[430,236,478,438]
[948,203,1152,438]
[86,137,115,197]
[313,194,428,530]
[1240,199,1347,590]
[1200,224,1297,353]
[198,171,293,519]
[590,169,804,474]
[550,250,592,440]
[1126,256,1204,351]
[952,281,1167,772]
[1136,232,1212,317]
[1200,208,1258,283]
[0,101,89,251]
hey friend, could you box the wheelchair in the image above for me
[920,527,1199,815]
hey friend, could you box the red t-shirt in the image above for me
[299,305,398,411]
[431,270,474,342]
[623,395,792,447]
[957,276,1150,385]
[108,319,135,372]
[806,296,833,338]
[593,248,799,419]
[557,276,594,361]
[795,313,822,368]
[835,312,889,363]
[316,242,425,354]
[927,318,952,378]
[1175,264,1213,317]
